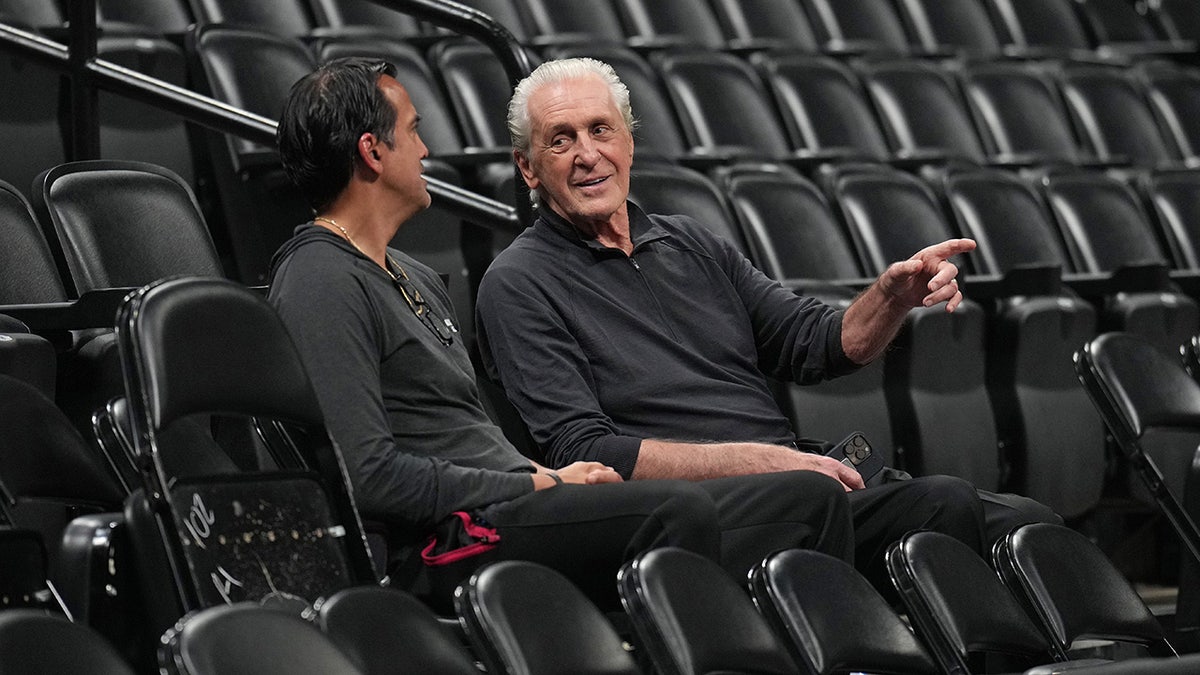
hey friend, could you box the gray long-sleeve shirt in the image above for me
[268,225,532,539]
[477,203,858,479]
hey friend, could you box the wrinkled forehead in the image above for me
[528,75,623,130]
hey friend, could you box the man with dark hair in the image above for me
[476,58,1060,593]
[267,57,856,607]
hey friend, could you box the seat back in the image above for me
[457,560,641,675]
[34,160,223,294]
[618,547,796,675]
[941,168,1103,518]
[1058,64,1183,167]
[1155,0,1200,41]
[187,0,315,36]
[826,165,996,486]
[1077,331,1200,554]
[1040,169,1170,274]
[97,38,195,186]
[1040,169,1199,352]
[0,179,67,304]
[709,0,821,52]
[319,586,478,675]
[1140,63,1200,163]
[612,0,726,49]
[718,166,892,461]
[430,40,520,150]
[0,609,135,675]
[160,603,361,674]
[887,530,1054,673]
[310,0,424,35]
[753,52,891,161]
[520,0,627,44]
[651,50,791,161]
[116,277,376,615]
[894,0,1004,56]
[1142,168,1200,271]
[983,0,1092,51]
[753,548,938,675]
[187,24,316,283]
[860,59,987,163]
[1076,0,1167,46]
[960,61,1086,165]
[0,19,64,203]
[941,167,1068,275]
[721,165,861,282]
[545,45,687,163]
[801,0,911,53]
[628,163,747,256]
[97,0,193,34]
[994,522,1175,659]
[0,374,126,575]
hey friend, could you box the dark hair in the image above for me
[276,57,398,212]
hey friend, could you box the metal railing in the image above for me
[0,0,530,229]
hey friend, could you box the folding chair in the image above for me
[115,277,377,639]
[1076,331,1200,633]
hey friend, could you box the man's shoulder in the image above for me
[487,222,569,275]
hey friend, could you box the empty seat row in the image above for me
[48,0,1200,64]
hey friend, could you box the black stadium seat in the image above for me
[959,60,1093,166]
[33,160,224,294]
[752,547,939,675]
[709,0,823,53]
[1057,63,1187,168]
[752,52,892,163]
[185,24,316,283]
[824,164,997,488]
[612,0,727,50]
[318,586,479,674]
[619,547,798,675]
[936,167,1104,519]
[456,560,641,675]
[893,0,1005,58]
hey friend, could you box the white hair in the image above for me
[507,57,637,157]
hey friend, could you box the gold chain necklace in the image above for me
[312,216,455,346]
[313,215,403,282]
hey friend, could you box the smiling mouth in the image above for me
[576,176,608,188]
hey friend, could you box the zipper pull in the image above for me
[629,256,641,270]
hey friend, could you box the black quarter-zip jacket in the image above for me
[477,202,858,479]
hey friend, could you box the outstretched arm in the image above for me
[841,238,976,365]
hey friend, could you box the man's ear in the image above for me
[513,149,539,191]
[358,133,383,173]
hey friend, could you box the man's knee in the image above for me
[978,490,1063,548]
[886,475,985,550]
[644,481,722,556]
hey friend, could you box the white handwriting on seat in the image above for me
[184,492,215,549]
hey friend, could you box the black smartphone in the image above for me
[825,432,884,483]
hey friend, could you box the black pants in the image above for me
[846,474,1062,594]
[467,470,853,609]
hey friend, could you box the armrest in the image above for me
[0,288,138,331]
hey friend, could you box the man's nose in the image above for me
[574,135,600,164]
